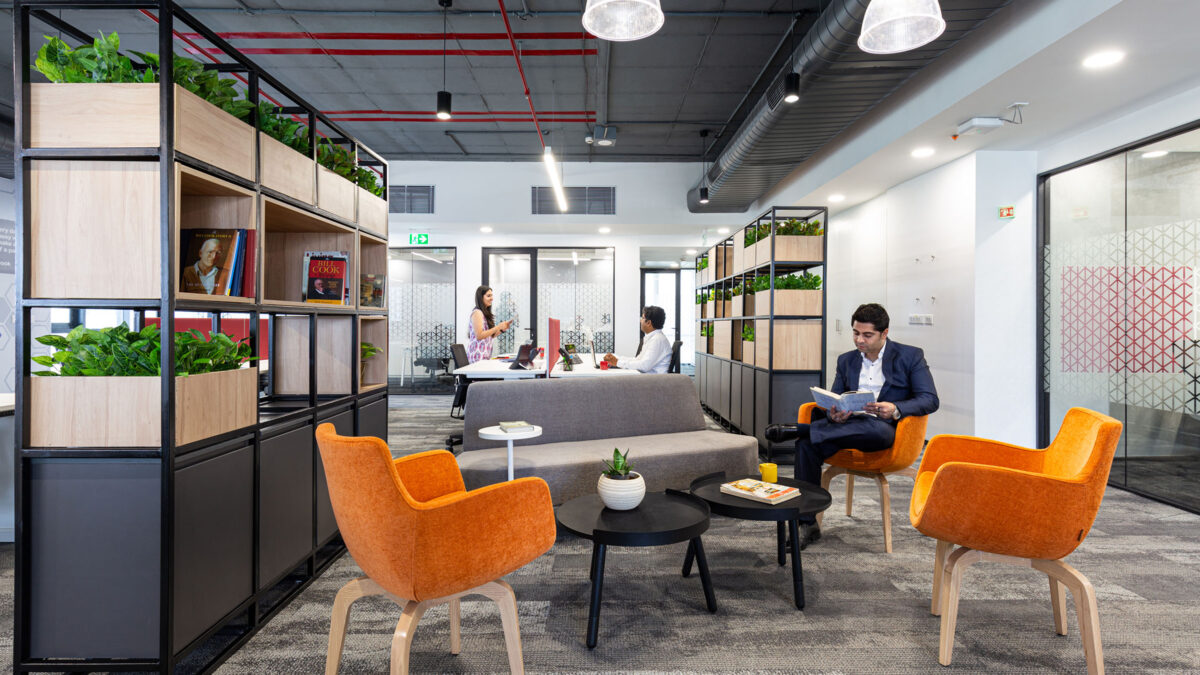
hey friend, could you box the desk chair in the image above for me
[797,402,930,553]
[316,424,555,674]
[910,408,1121,674]
[668,340,682,374]
[446,343,469,452]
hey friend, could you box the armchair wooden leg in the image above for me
[449,598,462,655]
[845,475,855,516]
[931,539,952,616]
[876,473,892,553]
[391,600,429,675]
[1034,559,1104,675]
[327,577,393,675]
[818,465,844,528]
[477,580,526,675]
[939,547,984,666]
[1048,575,1068,636]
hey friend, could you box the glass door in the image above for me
[484,249,535,353]
[388,247,456,393]
[538,248,615,354]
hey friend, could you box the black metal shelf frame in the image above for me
[692,206,829,458]
[13,3,392,673]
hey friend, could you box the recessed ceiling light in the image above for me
[1141,150,1168,159]
[911,147,935,158]
[480,226,493,233]
[598,226,612,234]
[717,227,730,234]
[1083,49,1125,69]
[829,193,846,203]
[686,249,697,255]
[670,261,679,268]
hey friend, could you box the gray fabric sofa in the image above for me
[459,374,759,503]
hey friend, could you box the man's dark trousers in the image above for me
[795,414,895,523]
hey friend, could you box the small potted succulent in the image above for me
[597,448,644,510]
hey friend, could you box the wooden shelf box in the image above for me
[731,321,744,362]
[316,166,357,222]
[743,339,756,367]
[273,315,354,396]
[713,321,732,359]
[262,198,356,305]
[176,165,258,303]
[733,233,746,276]
[357,188,388,238]
[359,317,388,392]
[755,319,822,371]
[29,367,258,448]
[764,289,822,316]
[763,234,823,263]
[357,234,387,310]
[259,132,314,204]
[31,83,255,181]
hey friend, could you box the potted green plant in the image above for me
[772,271,823,315]
[696,291,707,319]
[705,288,717,319]
[360,341,383,384]
[767,217,824,264]
[596,448,644,510]
[731,283,744,317]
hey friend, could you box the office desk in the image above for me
[550,356,641,378]
[455,354,643,380]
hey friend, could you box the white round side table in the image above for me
[477,425,543,481]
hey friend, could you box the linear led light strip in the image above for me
[543,147,569,212]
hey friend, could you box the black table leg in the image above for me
[590,543,599,581]
[586,542,607,649]
[777,521,787,566]
[788,518,805,610]
[682,539,695,578]
[691,537,718,613]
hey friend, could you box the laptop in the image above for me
[509,343,536,370]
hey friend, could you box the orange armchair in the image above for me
[315,423,556,674]
[909,407,1122,674]
[798,402,929,552]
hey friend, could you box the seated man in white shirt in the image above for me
[603,305,673,374]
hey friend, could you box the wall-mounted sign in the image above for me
[408,233,430,245]
[998,206,1015,219]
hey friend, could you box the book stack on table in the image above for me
[499,420,535,433]
[720,479,801,504]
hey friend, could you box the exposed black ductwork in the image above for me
[689,0,1012,213]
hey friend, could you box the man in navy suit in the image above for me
[766,303,939,548]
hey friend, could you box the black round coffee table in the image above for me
[556,490,716,649]
[688,471,832,610]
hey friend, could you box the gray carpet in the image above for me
[3,396,1199,673]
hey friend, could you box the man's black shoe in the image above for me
[765,423,802,443]
[799,523,821,550]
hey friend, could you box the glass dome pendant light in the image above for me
[582,0,665,42]
[436,0,452,120]
[857,0,946,55]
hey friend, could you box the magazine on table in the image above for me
[810,387,877,414]
[720,479,801,504]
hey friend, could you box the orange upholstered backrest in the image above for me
[314,423,432,601]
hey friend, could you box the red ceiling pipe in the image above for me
[189,47,594,57]
[497,0,554,149]
[325,109,595,115]
[182,31,596,41]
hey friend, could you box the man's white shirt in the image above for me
[616,329,673,373]
[857,339,887,397]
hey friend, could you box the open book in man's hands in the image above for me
[810,387,877,414]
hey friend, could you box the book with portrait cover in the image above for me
[303,251,348,305]
[359,274,386,308]
[180,229,238,295]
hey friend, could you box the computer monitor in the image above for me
[547,317,560,373]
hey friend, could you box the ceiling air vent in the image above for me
[388,185,435,214]
[532,186,616,215]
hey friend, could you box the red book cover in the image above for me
[305,255,347,304]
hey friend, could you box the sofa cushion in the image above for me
[457,430,759,504]
[463,374,705,451]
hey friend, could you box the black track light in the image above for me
[437,91,452,120]
[784,72,800,104]
[438,0,452,120]
[699,187,710,204]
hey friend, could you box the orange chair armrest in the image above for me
[412,477,556,598]
[914,462,1094,560]
[918,434,1044,476]
[392,450,466,502]
[797,402,819,424]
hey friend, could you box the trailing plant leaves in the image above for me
[742,323,755,342]
[361,341,382,360]
[32,323,255,377]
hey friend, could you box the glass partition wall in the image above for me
[1041,123,1200,513]
[389,248,456,393]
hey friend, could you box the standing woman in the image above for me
[467,285,513,363]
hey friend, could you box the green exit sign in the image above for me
[408,233,430,245]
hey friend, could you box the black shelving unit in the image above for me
[694,206,828,461]
[12,3,389,673]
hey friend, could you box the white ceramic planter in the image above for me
[597,472,646,510]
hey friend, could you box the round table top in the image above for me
[478,425,543,441]
[689,474,832,522]
[556,491,710,547]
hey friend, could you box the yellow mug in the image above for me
[759,462,778,483]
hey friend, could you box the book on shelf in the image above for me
[179,229,239,296]
[720,479,801,504]
[302,250,349,305]
[359,274,386,308]
[499,420,535,433]
[810,387,877,414]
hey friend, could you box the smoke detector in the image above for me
[956,117,1005,137]
[586,124,617,147]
